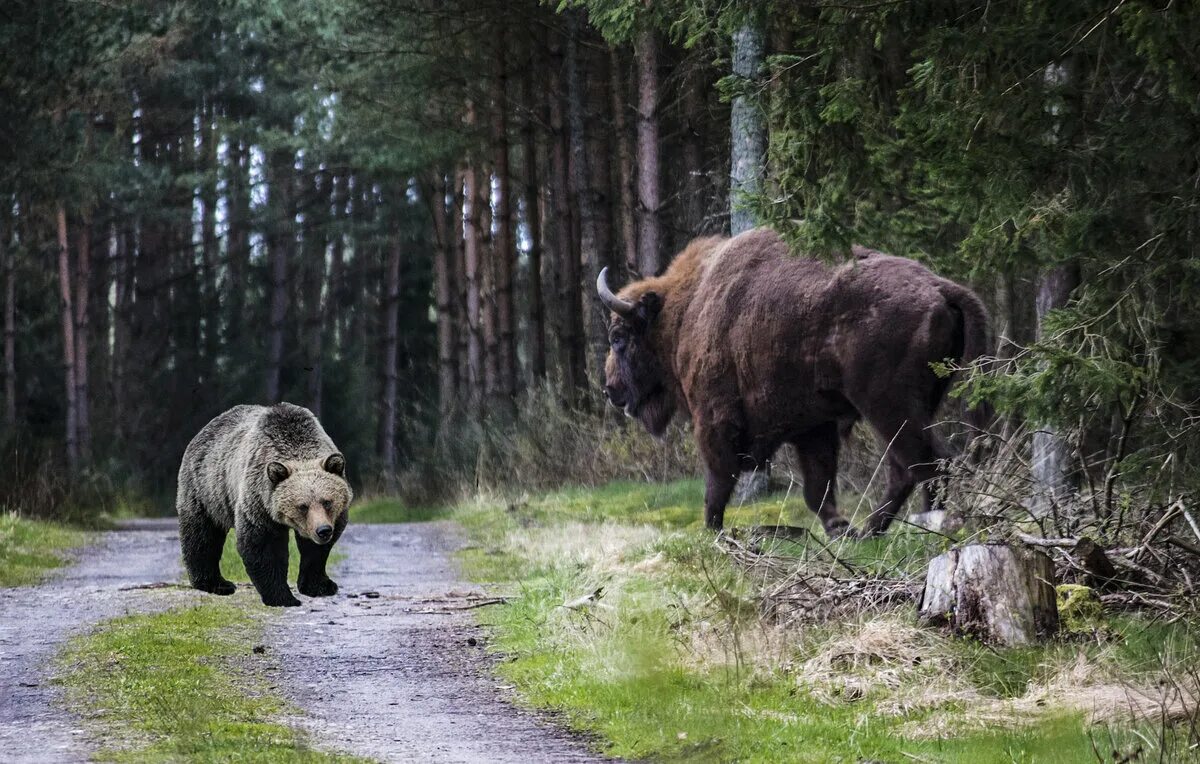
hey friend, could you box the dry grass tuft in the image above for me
[506,520,662,574]
[795,617,980,711]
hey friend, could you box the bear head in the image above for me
[265,453,353,544]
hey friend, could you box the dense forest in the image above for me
[2,0,1198,532]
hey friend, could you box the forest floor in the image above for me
[0,517,607,763]
[356,480,1200,763]
[4,483,1197,762]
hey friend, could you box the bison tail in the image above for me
[938,280,994,431]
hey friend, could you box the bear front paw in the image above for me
[194,578,237,596]
[298,576,339,598]
[260,591,302,607]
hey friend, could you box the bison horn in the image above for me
[596,267,636,316]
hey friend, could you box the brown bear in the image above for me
[176,403,353,606]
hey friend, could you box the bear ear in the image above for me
[323,452,346,477]
[266,461,290,486]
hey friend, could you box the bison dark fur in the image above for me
[599,228,989,538]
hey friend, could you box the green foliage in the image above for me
[0,512,86,587]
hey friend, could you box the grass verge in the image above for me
[440,479,1200,763]
[58,598,366,763]
[0,512,87,587]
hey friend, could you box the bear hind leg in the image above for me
[180,505,236,596]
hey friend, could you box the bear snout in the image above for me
[315,524,334,543]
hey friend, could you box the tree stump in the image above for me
[918,543,1059,646]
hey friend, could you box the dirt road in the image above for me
[0,519,606,763]
[0,518,184,763]
[268,521,603,763]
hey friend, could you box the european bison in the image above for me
[599,228,989,538]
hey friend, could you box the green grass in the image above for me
[217,533,304,584]
[0,512,87,587]
[449,479,1200,763]
[58,600,367,763]
[213,533,345,595]
[350,496,447,524]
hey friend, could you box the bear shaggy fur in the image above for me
[177,403,353,607]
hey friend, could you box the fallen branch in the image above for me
[1167,535,1200,558]
[118,582,190,591]
[1014,531,1078,548]
[730,525,812,543]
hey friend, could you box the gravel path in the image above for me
[267,521,606,763]
[0,519,608,763]
[0,518,185,763]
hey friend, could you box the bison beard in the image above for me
[599,228,990,538]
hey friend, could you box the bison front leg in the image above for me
[696,423,740,530]
[703,467,736,530]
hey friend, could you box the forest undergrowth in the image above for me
[359,471,1200,762]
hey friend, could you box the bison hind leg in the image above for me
[794,423,853,540]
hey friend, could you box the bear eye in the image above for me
[297,503,309,513]
[321,499,333,511]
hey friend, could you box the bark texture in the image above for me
[730,20,766,236]
[378,232,402,486]
[1031,262,1081,513]
[491,29,517,404]
[634,26,662,277]
[56,205,78,471]
[3,212,15,426]
[522,46,546,384]
[919,544,1059,646]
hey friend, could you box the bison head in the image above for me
[597,267,675,436]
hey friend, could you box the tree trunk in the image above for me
[430,170,458,416]
[2,209,15,426]
[462,150,484,417]
[729,18,772,501]
[1031,263,1081,514]
[451,170,469,395]
[548,28,587,401]
[609,50,638,276]
[491,28,517,406]
[56,205,78,471]
[226,140,251,353]
[199,104,220,386]
[919,544,1059,646]
[523,38,547,385]
[73,213,92,461]
[567,13,608,392]
[327,174,347,349]
[634,26,663,277]
[680,62,706,234]
[480,162,499,404]
[112,217,134,427]
[378,231,401,487]
[304,173,330,417]
[265,150,292,403]
[730,19,767,236]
